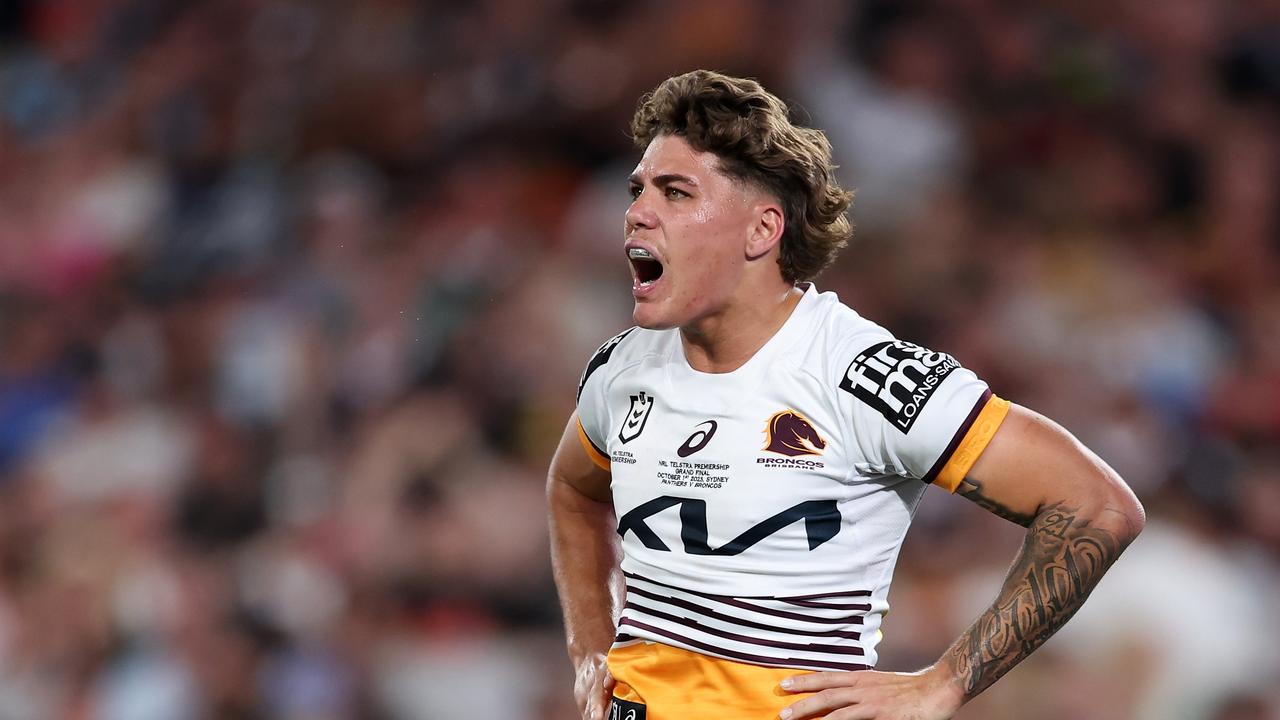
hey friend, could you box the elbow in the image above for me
[1101,473,1146,546]
[1117,494,1146,546]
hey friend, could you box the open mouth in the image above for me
[628,247,665,287]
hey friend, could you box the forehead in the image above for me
[631,134,730,184]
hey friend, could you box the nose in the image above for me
[625,192,656,233]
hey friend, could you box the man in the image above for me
[547,70,1145,720]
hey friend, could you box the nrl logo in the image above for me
[618,392,655,444]
[762,410,827,457]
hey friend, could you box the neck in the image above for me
[680,284,804,373]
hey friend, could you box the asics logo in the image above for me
[676,420,717,457]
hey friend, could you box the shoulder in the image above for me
[821,295,896,354]
[790,289,897,381]
[576,326,666,401]
[808,289,961,372]
[806,290,971,424]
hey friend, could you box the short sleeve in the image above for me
[575,328,635,471]
[835,337,1010,491]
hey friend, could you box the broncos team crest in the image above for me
[763,410,827,457]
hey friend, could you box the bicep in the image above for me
[548,411,613,504]
[957,404,1135,527]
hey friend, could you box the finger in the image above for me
[780,670,864,693]
[594,688,613,720]
[587,695,609,720]
[779,687,860,720]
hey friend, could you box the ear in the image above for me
[744,203,784,260]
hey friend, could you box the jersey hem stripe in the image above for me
[930,392,1012,492]
[781,598,873,610]
[622,570,870,601]
[576,418,611,470]
[624,600,866,655]
[624,585,863,640]
[617,619,872,672]
[623,572,866,624]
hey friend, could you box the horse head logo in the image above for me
[763,410,827,457]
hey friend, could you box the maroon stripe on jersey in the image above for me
[619,619,872,672]
[707,597,862,624]
[625,586,862,640]
[623,571,870,606]
[780,598,873,611]
[625,600,865,655]
[624,571,865,622]
[780,589,872,600]
[922,388,992,485]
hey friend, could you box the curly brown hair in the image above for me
[631,70,854,284]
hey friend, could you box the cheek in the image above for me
[676,231,741,293]
[667,202,748,293]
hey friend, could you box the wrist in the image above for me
[920,662,967,713]
[571,648,609,673]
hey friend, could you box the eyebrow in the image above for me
[627,173,699,188]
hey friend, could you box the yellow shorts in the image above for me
[607,641,814,720]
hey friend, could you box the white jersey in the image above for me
[576,285,1009,672]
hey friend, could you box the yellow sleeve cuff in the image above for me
[934,395,1011,492]
[577,418,611,471]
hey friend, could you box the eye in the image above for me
[628,184,642,199]
[665,187,688,200]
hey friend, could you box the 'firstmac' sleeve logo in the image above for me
[839,340,960,433]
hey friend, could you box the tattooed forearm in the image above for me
[956,478,1036,526]
[942,501,1125,698]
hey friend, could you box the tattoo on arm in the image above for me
[942,500,1124,699]
[956,478,1035,527]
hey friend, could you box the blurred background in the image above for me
[0,0,1278,718]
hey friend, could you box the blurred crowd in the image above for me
[0,0,1278,718]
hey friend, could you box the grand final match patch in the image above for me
[839,340,959,433]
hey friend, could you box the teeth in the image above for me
[628,247,654,260]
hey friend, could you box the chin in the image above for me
[632,302,679,331]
